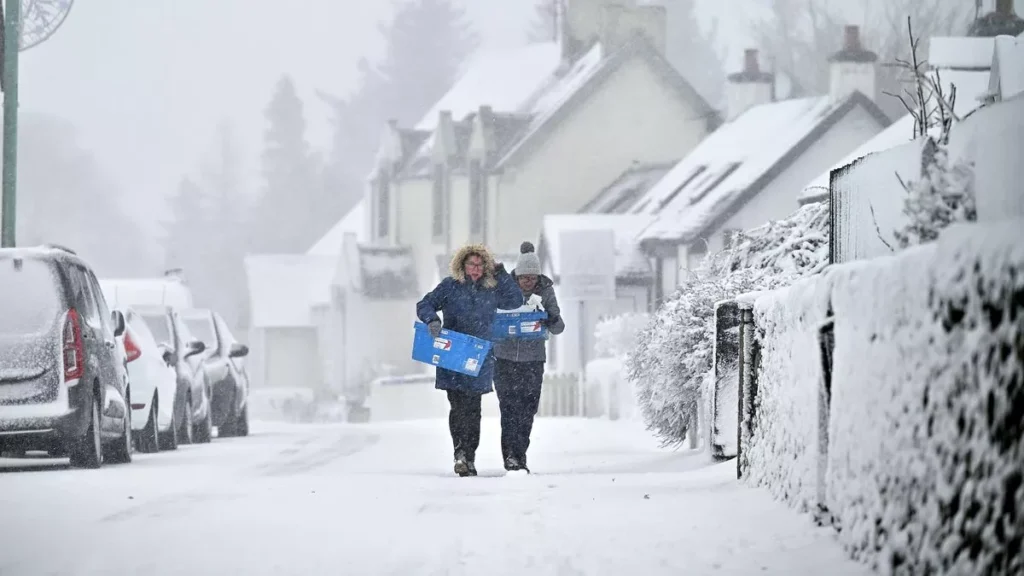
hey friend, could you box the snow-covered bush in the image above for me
[628,201,830,446]
[593,313,649,359]
[892,144,976,249]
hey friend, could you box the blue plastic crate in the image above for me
[411,322,492,377]
[491,311,548,341]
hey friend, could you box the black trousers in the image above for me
[494,359,545,462]
[447,390,481,461]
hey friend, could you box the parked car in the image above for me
[134,306,213,444]
[180,309,251,437]
[0,245,133,468]
[115,308,179,452]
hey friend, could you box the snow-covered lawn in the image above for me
[0,418,869,575]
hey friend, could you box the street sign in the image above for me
[558,228,616,300]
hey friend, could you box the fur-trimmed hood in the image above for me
[449,244,498,289]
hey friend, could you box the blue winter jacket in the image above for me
[416,246,523,394]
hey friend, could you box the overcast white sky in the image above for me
[23,0,1012,238]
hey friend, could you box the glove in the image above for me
[543,315,560,328]
[495,263,508,274]
[428,320,442,338]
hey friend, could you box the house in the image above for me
[366,0,718,298]
[635,26,892,300]
[536,214,654,373]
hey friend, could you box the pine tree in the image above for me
[321,0,478,217]
[662,0,725,108]
[527,0,562,43]
[254,75,325,254]
[163,177,207,279]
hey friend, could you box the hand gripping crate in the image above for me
[491,310,548,341]
[411,322,492,377]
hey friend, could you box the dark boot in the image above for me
[454,451,472,477]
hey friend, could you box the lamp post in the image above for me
[0,0,75,247]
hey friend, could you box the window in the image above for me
[658,165,707,210]
[140,313,172,348]
[69,265,101,330]
[688,163,741,205]
[86,270,114,338]
[0,257,60,335]
[469,160,486,239]
[375,169,390,239]
[432,165,448,239]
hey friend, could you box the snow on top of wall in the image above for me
[541,213,653,279]
[497,43,607,164]
[245,254,335,328]
[636,96,840,242]
[928,36,995,69]
[307,200,367,257]
[415,43,562,131]
[992,33,1024,99]
[799,114,918,203]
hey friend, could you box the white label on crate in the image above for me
[464,358,478,372]
[431,354,440,364]
[433,338,451,351]
[508,325,516,335]
[520,321,542,333]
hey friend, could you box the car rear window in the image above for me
[0,257,62,335]
[139,313,172,346]
[183,316,216,348]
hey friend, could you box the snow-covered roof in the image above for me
[415,43,562,131]
[357,245,418,300]
[799,114,918,203]
[636,93,887,244]
[539,214,654,280]
[928,36,995,69]
[307,200,367,256]
[580,161,676,214]
[991,33,1024,100]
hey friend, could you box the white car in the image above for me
[119,308,179,452]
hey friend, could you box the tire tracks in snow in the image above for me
[249,428,380,477]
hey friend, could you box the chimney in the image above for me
[827,25,878,104]
[563,1,665,59]
[432,110,456,164]
[997,0,1013,15]
[724,49,774,121]
[968,0,1024,36]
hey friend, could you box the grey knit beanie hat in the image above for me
[515,241,542,276]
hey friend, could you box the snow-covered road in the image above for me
[0,418,869,575]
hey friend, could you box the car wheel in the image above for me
[178,396,194,445]
[105,394,133,464]
[194,394,213,444]
[236,404,249,437]
[159,402,179,451]
[137,396,160,454]
[69,395,102,469]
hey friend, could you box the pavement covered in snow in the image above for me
[0,418,870,575]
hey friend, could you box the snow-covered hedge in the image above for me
[593,313,649,359]
[744,221,1023,574]
[629,201,830,446]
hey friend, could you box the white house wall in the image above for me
[341,292,421,389]
[494,58,709,254]
[449,173,471,249]
[701,105,884,254]
[393,178,443,293]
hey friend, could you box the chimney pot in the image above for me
[996,0,1013,15]
[844,25,861,51]
[744,49,760,74]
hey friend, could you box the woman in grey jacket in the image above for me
[493,241,565,473]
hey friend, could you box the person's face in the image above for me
[464,255,484,282]
[517,274,538,293]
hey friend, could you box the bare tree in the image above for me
[751,0,974,117]
[883,18,959,141]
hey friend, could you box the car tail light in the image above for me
[124,329,142,363]
[63,308,84,383]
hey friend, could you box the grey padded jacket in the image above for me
[493,274,565,363]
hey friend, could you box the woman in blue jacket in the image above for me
[416,243,523,477]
